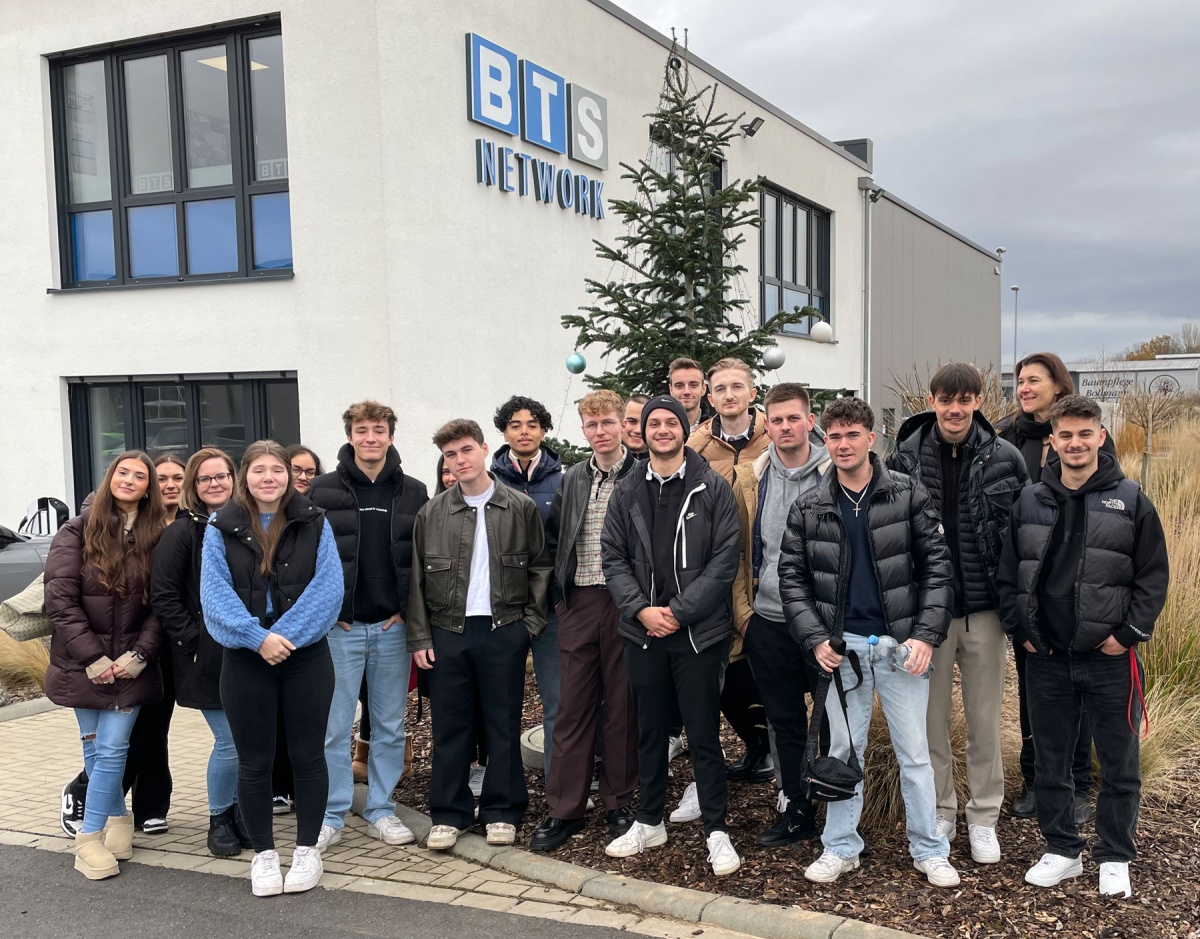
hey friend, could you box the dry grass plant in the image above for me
[0,631,50,690]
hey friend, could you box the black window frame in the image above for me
[759,184,831,338]
[50,18,291,289]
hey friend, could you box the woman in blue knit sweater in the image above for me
[200,440,342,898]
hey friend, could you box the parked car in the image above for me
[0,525,49,603]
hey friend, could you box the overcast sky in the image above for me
[617,0,1200,365]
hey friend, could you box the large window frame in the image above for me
[50,18,291,288]
[759,185,831,338]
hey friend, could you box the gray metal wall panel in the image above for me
[871,197,1000,439]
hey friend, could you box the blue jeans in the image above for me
[75,706,141,834]
[324,620,410,828]
[200,710,239,815]
[822,634,948,862]
[531,612,560,776]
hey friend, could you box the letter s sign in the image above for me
[568,84,608,171]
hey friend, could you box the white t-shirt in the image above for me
[463,483,495,617]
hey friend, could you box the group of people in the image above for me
[41,350,1168,903]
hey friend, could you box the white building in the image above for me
[0,0,999,525]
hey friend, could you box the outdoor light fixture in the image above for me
[741,117,765,137]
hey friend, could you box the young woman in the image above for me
[155,455,187,524]
[150,448,246,857]
[286,445,324,496]
[200,440,341,897]
[43,451,166,881]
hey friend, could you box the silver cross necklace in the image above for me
[840,484,868,517]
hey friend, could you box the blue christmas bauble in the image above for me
[566,353,587,374]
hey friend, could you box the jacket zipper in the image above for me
[673,481,707,654]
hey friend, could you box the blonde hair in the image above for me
[706,357,754,384]
[578,390,624,418]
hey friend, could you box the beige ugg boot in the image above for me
[352,738,370,784]
[75,830,119,880]
[103,814,135,860]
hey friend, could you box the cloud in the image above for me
[615,0,1200,361]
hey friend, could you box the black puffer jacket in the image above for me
[779,454,953,650]
[308,445,428,622]
[150,508,223,710]
[886,411,1028,614]
[600,448,741,652]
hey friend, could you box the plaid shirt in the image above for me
[574,451,625,587]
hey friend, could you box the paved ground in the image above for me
[0,706,755,939]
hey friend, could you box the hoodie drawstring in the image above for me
[1127,647,1148,737]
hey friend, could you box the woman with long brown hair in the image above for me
[43,451,166,881]
[155,454,187,524]
[200,440,341,897]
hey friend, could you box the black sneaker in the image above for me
[1010,785,1037,819]
[60,772,88,836]
[757,808,818,847]
[140,817,169,835]
[272,796,292,816]
[605,806,636,840]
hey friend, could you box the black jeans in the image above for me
[220,638,334,851]
[720,657,769,750]
[122,652,174,825]
[428,617,530,829]
[624,631,730,835]
[1025,648,1142,862]
[1015,638,1093,795]
[744,614,828,807]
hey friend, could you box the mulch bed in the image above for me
[393,680,1200,939]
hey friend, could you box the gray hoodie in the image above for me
[755,440,829,621]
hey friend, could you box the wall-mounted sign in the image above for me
[467,32,608,220]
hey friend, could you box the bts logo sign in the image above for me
[467,33,608,171]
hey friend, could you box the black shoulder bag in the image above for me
[800,640,864,802]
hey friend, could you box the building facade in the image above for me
[0,0,997,525]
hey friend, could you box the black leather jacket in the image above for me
[407,477,551,650]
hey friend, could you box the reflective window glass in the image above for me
[185,198,238,274]
[128,204,179,277]
[124,55,175,194]
[181,45,233,188]
[143,384,190,457]
[763,283,780,322]
[763,193,777,279]
[252,192,292,269]
[198,384,248,461]
[70,210,116,281]
[88,386,128,485]
[265,383,301,445]
[794,208,809,287]
[782,202,794,284]
[249,36,288,181]
[64,62,112,203]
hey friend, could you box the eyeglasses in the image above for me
[292,467,318,479]
[196,473,232,487]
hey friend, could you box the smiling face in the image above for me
[669,368,705,416]
[290,451,318,494]
[349,420,393,468]
[622,400,645,451]
[504,409,545,461]
[440,462,457,491]
[156,462,184,508]
[930,390,981,444]
[824,421,875,475]
[707,367,756,423]
[245,455,290,509]
[195,456,233,510]
[645,410,685,460]
[1017,362,1063,418]
[441,436,489,488]
[1049,415,1106,474]
[110,458,150,509]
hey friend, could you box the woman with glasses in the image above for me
[150,448,249,857]
[287,445,324,496]
[201,440,342,897]
[44,451,166,881]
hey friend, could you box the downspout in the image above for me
[857,180,874,404]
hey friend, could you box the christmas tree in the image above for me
[562,33,810,397]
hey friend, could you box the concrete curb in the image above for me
[395,801,927,939]
[0,698,57,724]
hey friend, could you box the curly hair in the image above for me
[493,395,553,433]
[819,397,875,432]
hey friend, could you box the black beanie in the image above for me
[640,394,690,440]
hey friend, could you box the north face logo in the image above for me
[1101,497,1126,511]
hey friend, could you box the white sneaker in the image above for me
[586,797,595,811]
[283,846,323,894]
[605,821,667,858]
[271,796,292,816]
[468,765,486,798]
[368,815,415,846]
[1025,852,1083,887]
[968,824,1001,864]
[934,814,957,841]
[706,831,741,876]
[668,735,685,761]
[775,789,789,814]
[669,782,701,823]
[315,824,342,853]
[1099,861,1132,898]
[427,824,466,851]
[486,822,516,845]
[804,851,860,884]
[250,849,283,897]
[915,856,961,887]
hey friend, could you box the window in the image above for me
[67,374,300,508]
[51,20,291,288]
[760,186,830,337]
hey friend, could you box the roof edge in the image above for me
[878,190,999,260]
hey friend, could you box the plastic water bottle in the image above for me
[867,634,932,678]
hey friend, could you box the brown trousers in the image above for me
[544,586,638,819]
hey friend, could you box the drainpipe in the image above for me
[857,177,878,403]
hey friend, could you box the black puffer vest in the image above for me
[210,496,326,624]
[1010,477,1139,653]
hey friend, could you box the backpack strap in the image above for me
[804,650,864,772]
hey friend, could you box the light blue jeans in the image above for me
[200,710,239,815]
[531,612,560,776]
[324,620,410,828]
[822,633,949,862]
[75,706,141,834]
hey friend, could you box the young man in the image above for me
[600,395,742,877]
[308,401,428,852]
[622,393,649,458]
[779,397,960,888]
[531,391,640,851]
[491,396,563,775]
[409,419,551,851]
[733,383,830,847]
[998,395,1168,898]
[885,364,1029,863]
[667,357,706,432]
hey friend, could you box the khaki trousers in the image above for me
[926,609,1007,827]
